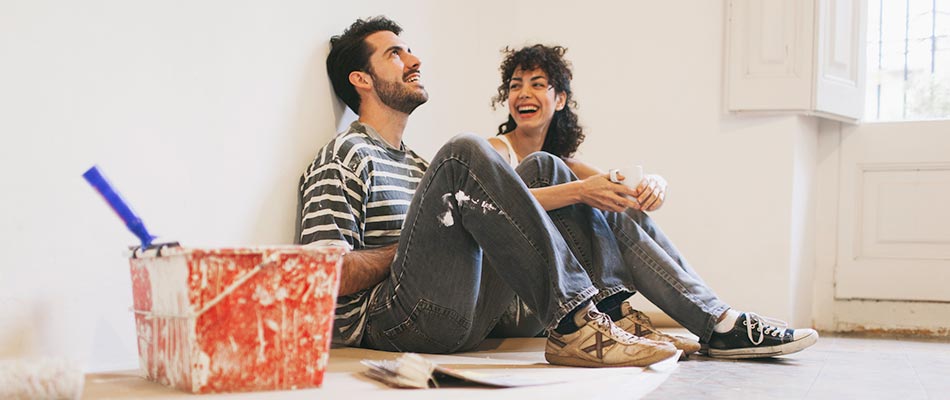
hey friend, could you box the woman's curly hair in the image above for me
[491,44,585,158]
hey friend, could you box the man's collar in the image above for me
[351,121,404,152]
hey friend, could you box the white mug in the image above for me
[609,165,644,189]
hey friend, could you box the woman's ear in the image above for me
[555,92,567,111]
[349,71,372,90]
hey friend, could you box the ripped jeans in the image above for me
[359,133,597,353]
[490,152,730,343]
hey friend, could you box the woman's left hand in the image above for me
[633,174,667,212]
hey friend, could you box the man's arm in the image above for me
[337,243,397,296]
[299,157,388,295]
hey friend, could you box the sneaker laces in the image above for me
[631,309,654,327]
[744,313,788,345]
[628,310,677,340]
[590,311,640,342]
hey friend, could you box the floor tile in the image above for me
[645,332,950,400]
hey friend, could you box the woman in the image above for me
[485,44,693,353]
[488,45,666,214]
[486,45,819,359]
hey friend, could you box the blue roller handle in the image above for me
[82,165,155,249]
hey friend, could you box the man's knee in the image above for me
[433,132,499,164]
[446,132,487,150]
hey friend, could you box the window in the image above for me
[866,0,950,121]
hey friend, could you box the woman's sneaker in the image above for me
[613,302,701,355]
[545,309,678,368]
[703,312,819,359]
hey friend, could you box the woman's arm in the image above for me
[531,157,668,212]
[529,162,639,212]
[529,176,638,212]
[565,157,668,212]
[527,157,634,212]
[484,144,640,212]
[562,157,602,179]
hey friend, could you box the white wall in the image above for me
[0,0,821,371]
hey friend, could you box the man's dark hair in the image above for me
[492,45,585,158]
[326,16,403,114]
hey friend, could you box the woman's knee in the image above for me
[518,151,574,185]
[521,151,563,168]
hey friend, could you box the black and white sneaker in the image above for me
[703,313,818,359]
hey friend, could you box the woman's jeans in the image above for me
[490,152,729,343]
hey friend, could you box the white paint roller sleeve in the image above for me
[0,357,84,400]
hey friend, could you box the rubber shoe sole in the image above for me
[544,345,677,368]
[705,330,819,359]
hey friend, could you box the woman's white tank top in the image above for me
[496,135,521,169]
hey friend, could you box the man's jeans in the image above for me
[360,133,597,353]
[492,152,730,343]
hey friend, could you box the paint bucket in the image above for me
[128,245,344,393]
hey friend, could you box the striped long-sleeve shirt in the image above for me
[296,121,427,346]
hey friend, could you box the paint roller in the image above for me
[82,165,178,251]
[0,166,151,399]
[0,170,136,399]
[0,166,171,399]
[0,357,85,400]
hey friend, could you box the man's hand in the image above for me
[632,174,667,212]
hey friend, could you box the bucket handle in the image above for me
[131,253,283,319]
[192,255,281,317]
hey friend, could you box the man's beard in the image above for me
[373,73,429,115]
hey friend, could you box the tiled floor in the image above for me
[647,331,950,400]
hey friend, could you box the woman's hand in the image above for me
[529,158,669,213]
[577,174,640,213]
[632,174,667,212]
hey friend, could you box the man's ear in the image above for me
[555,92,567,111]
[349,71,372,90]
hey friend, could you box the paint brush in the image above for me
[82,165,156,250]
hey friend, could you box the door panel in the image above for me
[835,120,950,302]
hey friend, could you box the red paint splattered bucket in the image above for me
[129,245,345,393]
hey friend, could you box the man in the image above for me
[296,16,676,367]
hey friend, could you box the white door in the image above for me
[826,0,950,331]
[834,120,950,302]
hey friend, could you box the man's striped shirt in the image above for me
[297,121,427,346]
